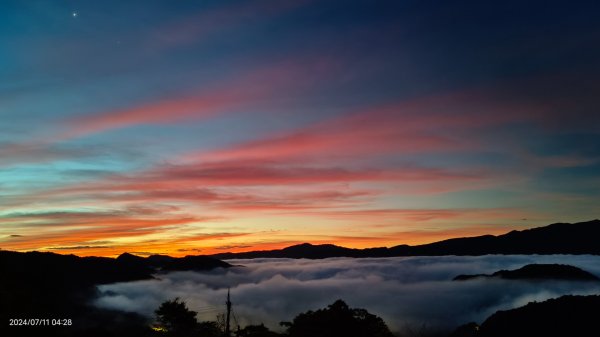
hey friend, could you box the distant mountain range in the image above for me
[210,219,600,259]
[0,250,231,289]
[2,221,599,336]
[117,252,231,273]
[0,250,231,337]
[452,263,600,281]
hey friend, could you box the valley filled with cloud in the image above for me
[95,255,600,334]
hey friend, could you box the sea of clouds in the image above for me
[94,255,600,334]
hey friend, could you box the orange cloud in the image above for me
[0,207,212,255]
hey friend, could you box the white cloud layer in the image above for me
[95,255,600,334]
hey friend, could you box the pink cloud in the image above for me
[62,95,228,139]
[193,89,546,164]
[55,56,337,141]
[45,161,482,199]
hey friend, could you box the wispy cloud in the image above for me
[55,55,338,142]
[189,88,549,164]
[0,141,92,167]
[0,205,221,255]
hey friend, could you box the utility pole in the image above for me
[225,288,232,337]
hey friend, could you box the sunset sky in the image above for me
[1,0,599,257]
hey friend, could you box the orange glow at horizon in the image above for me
[1,219,534,258]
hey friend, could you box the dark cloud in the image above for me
[177,248,204,253]
[214,245,252,250]
[129,252,158,257]
[49,245,111,250]
[95,255,600,334]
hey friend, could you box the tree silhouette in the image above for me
[237,323,281,337]
[198,321,223,337]
[449,322,479,337]
[154,298,199,336]
[282,299,394,337]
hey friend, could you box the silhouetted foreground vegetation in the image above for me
[152,298,393,337]
[153,295,600,337]
[450,295,600,337]
[282,299,394,337]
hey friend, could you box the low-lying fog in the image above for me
[95,255,600,333]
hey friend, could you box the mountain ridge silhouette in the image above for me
[452,263,600,281]
[210,219,600,259]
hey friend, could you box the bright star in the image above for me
[72,11,78,18]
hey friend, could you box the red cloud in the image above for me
[56,56,336,141]
[62,95,229,139]
[193,89,545,164]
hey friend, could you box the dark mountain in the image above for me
[160,255,231,271]
[212,243,363,259]
[453,264,600,281]
[404,219,600,256]
[451,295,600,337]
[0,250,231,299]
[0,250,231,337]
[1,251,153,291]
[146,253,177,267]
[210,220,600,259]
[115,252,231,271]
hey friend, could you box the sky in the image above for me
[1,0,599,256]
